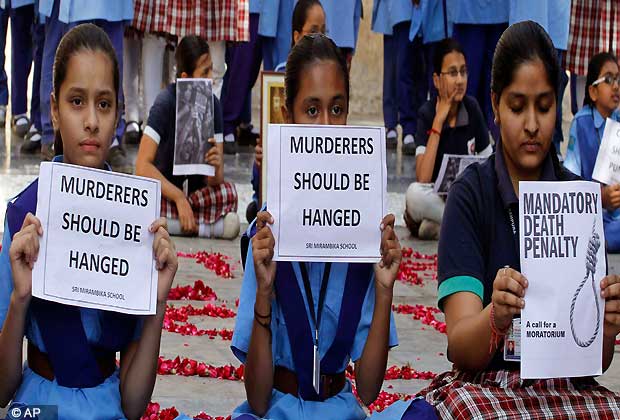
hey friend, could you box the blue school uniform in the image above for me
[323,0,362,50]
[371,0,392,35]
[508,0,569,50]
[231,244,433,419]
[409,0,452,44]
[0,156,143,420]
[258,0,293,71]
[564,105,620,252]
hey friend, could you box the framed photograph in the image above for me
[173,78,215,177]
[260,71,286,204]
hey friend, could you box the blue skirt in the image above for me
[231,381,423,420]
[14,365,127,420]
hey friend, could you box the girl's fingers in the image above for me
[604,299,620,314]
[495,290,525,309]
[256,211,274,230]
[149,217,168,233]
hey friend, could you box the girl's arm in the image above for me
[0,214,42,406]
[119,219,178,420]
[206,141,224,186]
[136,136,197,234]
[416,81,456,183]
[135,135,186,204]
[354,215,400,406]
[244,211,277,416]
[443,268,526,371]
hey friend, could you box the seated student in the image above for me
[416,21,620,419]
[403,38,491,240]
[136,35,240,239]
[231,34,436,420]
[0,24,178,420]
[246,0,327,224]
[564,52,620,252]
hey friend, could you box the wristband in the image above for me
[254,307,272,319]
[489,303,510,354]
[426,127,441,137]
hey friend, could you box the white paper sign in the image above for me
[519,181,605,378]
[33,162,161,315]
[173,78,215,177]
[267,124,387,262]
[592,118,620,185]
[433,154,487,195]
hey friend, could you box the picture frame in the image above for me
[260,71,286,204]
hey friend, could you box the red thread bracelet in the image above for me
[426,127,441,136]
[489,303,510,354]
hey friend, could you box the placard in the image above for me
[267,124,386,262]
[173,78,215,177]
[33,162,161,315]
[592,118,620,185]
[433,154,487,195]
[519,180,605,378]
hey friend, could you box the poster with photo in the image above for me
[173,78,215,177]
[433,154,487,195]
[260,71,286,204]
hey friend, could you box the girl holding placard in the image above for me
[135,35,240,240]
[564,52,620,252]
[231,34,436,420]
[0,24,179,420]
[415,21,620,418]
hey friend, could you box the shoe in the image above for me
[0,105,6,128]
[12,114,30,137]
[123,121,142,145]
[220,212,240,239]
[24,124,42,142]
[418,219,440,240]
[224,141,237,155]
[107,145,133,174]
[41,143,55,161]
[21,125,42,154]
[237,124,259,146]
[386,129,397,149]
[402,134,416,155]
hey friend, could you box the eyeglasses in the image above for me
[592,74,620,87]
[441,68,468,78]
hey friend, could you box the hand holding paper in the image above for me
[150,217,178,303]
[8,212,43,303]
[252,211,277,297]
[601,274,620,339]
[491,267,527,331]
[602,184,620,211]
[375,214,402,293]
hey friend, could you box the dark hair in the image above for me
[433,38,465,75]
[584,52,618,107]
[175,35,210,78]
[492,21,563,170]
[491,21,558,102]
[284,34,349,116]
[291,0,324,47]
[53,24,120,155]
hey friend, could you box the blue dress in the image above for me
[564,105,620,251]
[323,0,362,50]
[0,158,146,420]
[230,245,414,420]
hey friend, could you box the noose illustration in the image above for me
[569,221,601,348]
